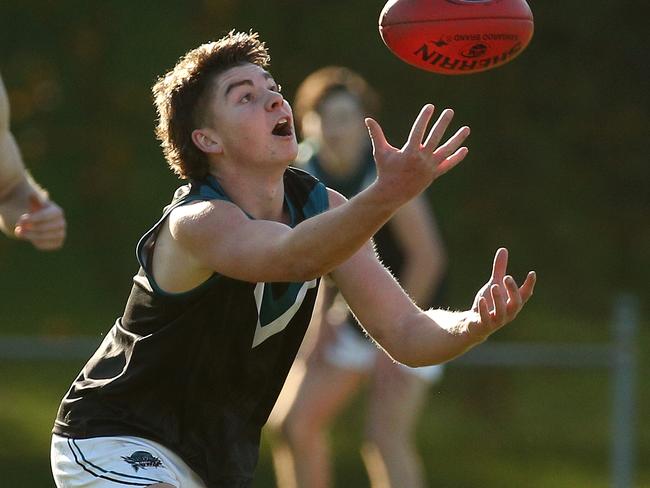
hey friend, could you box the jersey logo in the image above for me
[252,279,317,348]
[121,451,163,472]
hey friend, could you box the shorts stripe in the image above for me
[67,438,165,486]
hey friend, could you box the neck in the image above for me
[208,161,288,223]
[318,141,369,177]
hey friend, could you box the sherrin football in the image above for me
[379,0,534,75]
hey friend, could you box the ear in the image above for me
[191,129,223,154]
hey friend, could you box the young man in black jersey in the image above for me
[51,31,536,488]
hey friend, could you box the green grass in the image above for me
[254,368,618,488]
[1,323,648,488]
[0,360,83,486]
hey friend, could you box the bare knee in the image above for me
[364,417,411,455]
[280,408,327,452]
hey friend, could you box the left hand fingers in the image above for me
[490,247,509,283]
[519,271,537,304]
[504,275,522,316]
[501,272,537,322]
[490,283,508,326]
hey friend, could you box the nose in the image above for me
[265,90,283,111]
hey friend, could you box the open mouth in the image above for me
[272,118,293,137]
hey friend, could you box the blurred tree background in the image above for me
[0,1,648,487]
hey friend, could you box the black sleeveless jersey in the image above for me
[303,147,405,278]
[303,146,447,314]
[53,167,329,487]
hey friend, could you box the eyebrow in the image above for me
[224,72,274,97]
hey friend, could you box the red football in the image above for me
[379,0,534,75]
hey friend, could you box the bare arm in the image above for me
[0,74,66,250]
[388,196,447,306]
[0,73,30,231]
[172,105,470,283]
[331,245,536,367]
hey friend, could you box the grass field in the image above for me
[2,336,648,488]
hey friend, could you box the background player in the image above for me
[269,66,448,488]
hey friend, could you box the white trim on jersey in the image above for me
[252,279,318,348]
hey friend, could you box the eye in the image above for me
[239,93,252,103]
[269,84,282,94]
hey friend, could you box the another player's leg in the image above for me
[362,354,442,488]
[269,352,364,488]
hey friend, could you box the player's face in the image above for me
[316,92,369,164]
[207,63,297,167]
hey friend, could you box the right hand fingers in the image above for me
[434,146,469,177]
[365,117,391,154]
[404,104,435,150]
[422,108,455,151]
[432,125,471,161]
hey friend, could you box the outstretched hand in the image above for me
[468,248,536,340]
[365,104,470,203]
[14,194,66,251]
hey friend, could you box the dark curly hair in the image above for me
[152,30,271,179]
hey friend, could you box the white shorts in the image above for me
[324,323,444,383]
[51,434,207,488]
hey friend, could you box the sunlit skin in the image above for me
[192,64,299,179]
[0,74,66,250]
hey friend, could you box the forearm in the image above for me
[0,126,46,235]
[281,185,401,278]
[0,80,45,236]
[386,308,484,367]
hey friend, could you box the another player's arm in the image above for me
[0,74,65,249]
[388,196,446,306]
[0,74,34,235]
[330,232,536,367]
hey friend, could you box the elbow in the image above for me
[395,349,448,368]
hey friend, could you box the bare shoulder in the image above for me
[326,187,347,209]
[168,198,244,246]
[150,199,243,292]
